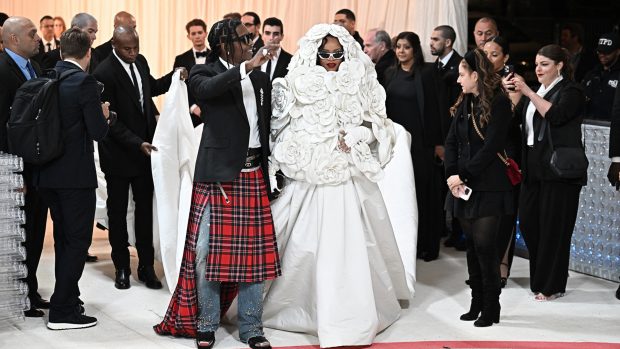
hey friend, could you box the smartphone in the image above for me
[502,64,514,77]
[459,186,473,201]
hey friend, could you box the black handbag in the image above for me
[538,118,588,179]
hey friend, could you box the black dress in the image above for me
[385,66,444,261]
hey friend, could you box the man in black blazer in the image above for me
[173,18,209,126]
[41,13,101,73]
[37,28,110,330]
[32,15,58,65]
[93,11,136,63]
[93,26,182,291]
[242,11,264,55]
[0,17,51,318]
[363,29,397,86]
[431,25,464,249]
[259,17,292,81]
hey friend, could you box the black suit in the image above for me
[173,48,210,126]
[0,52,49,305]
[436,51,462,138]
[94,39,113,63]
[93,53,173,270]
[41,47,101,73]
[515,79,586,296]
[32,38,59,66]
[37,61,109,321]
[189,60,272,196]
[251,35,265,56]
[375,49,396,87]
[265,49,292,81]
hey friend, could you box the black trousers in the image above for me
[105,172,154,270]
[40,188,95,321]
[413,146,443,260]
[519,179,581,296]
[460,216,502,305]
[22,168,48,301]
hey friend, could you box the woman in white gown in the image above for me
[263,24,410,348]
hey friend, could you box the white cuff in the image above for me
[611,157,620,163]
[343,126,375,147]
[240,61,252,80]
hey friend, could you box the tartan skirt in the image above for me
[154,168,281,337]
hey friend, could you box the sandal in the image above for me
[534,292,565,302]
[195,331,215,349]
[248,335,272,349]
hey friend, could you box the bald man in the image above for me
[94,11,136,61]
[93,26,184,291]
[473,17,499,49]
[0,16,50,318]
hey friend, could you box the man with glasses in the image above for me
[242,11,263,55]
[155,18,281,349]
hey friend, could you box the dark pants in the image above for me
[460,216,502,307]
[22,168,48,301]
[413,146,443,260]
[519,179,581,296]
[105,172,154,270]
[40,188,95,321]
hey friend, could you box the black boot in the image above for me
[474,301,500,327]
[460,295,482,321]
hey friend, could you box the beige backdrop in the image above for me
[1,0,467,106]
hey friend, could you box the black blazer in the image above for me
[93,53,173,177]
[94,40,113,63]
[36,61,109,188]
[189,60,272,196]
[32,39,59,65]
[436,50,463,138]
[41,47,101,73]
[384,64,444,147]
[251,35,265,56]
[271,49,292,80]
[0,52,42,152]
[173,48,210,126]
[375,49,396,87]
[514,79,586,184]
[445,92,513,191]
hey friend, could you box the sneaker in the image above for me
[47,313,97,330]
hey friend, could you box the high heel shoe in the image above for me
[195,331,215,349]
[474,303,500,327]
[459,298,482,321]
[248,335,272,349]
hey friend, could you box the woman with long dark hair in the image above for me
[384,31,444,261]
[445,49,513,327]
[504,44,586,301]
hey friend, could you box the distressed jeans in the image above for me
[195,203,265,342]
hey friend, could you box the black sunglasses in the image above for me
[235,33,253,46]
[317,50,344,60]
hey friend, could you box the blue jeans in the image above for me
[195,203,265,342]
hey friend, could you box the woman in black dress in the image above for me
[445,49,513,327]
[503,44,586,301]
[384,31,444,261]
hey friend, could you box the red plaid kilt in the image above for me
[154,168,280,337]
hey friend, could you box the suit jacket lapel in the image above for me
[112,57,143,112]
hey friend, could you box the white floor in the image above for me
[2,225,620,349]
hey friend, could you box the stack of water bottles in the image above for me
[571,123,620,282]
[0,152,28,327]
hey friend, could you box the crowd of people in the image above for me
[1,7,620,349]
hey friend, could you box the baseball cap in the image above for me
[597,32,619,54]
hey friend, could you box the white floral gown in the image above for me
[263,24,410,348]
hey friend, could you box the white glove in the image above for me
[343,126,375,147]
[269,174,279,193]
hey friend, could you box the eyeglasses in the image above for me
[243,22,255,28]
[235,33,253,46]
[317,50,344,60]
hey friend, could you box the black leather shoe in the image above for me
[114,268,131,289]
[95,222,108,231]
[616,284,620,300]
[25,308,45,317]
[86,253,98,263]
[31,294,50,309]
[195,331,215,349]
[248,336,272,349]
[137,266,162,289]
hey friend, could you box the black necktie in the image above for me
[438,60,444,70]
[46,42,52,52]
[129,63,142,109]
[26,61,37,80]
[266,59,272,80]
[195,51,207,58]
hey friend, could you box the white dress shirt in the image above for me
[193,48,207,65]
[438,50,454,68]
[525,76,563,146]
[41,38,57,52]
[113,49,144,110]
[260,47,282,81]
[218,57,261,148]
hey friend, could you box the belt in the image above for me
[244,152,262,169]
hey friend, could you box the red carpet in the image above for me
[274,341,620,349]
